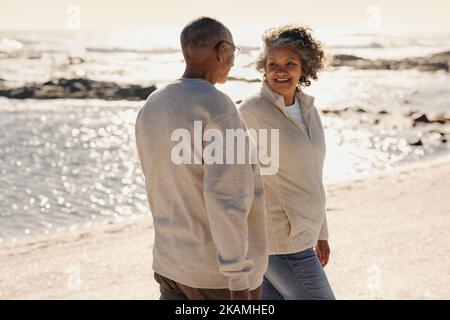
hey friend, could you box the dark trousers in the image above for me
[154,272,262,300]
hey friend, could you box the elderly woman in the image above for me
[239,25,335,300]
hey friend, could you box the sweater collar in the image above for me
[260,81,315,113]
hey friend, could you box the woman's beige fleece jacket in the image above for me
[239,82,329,255]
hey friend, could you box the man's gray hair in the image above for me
[180,17,231,49]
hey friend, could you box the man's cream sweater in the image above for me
[135,78,268,291]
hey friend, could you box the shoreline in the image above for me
[326,148,450,185]
[2,149,450,245]
[1,158,449,299]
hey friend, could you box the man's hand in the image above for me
[315,240,330,267]
[230,289,251,300]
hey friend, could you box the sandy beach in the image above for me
[1,158,449,300]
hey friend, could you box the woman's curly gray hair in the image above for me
[256,24,325,87]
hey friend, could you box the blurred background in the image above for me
[1,0,450,243]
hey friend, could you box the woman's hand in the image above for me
[315,240,330,267]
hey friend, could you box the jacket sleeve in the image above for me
[313,104,329,241]
[318,214,329,240]
[202,101,258,291]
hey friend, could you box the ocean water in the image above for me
[1,29,450,241]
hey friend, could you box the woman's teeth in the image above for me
[275,78,289,82]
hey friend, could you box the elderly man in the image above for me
[135,17,268,300]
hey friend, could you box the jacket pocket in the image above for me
[284,209,310,239]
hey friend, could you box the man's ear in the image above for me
[215,42,228,64]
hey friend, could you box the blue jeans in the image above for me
[262,248,335,300]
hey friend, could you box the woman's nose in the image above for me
[275,66,288,75]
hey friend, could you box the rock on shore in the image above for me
[330,51,450,72]
[0,78,157,100]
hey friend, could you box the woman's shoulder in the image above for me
[297,90,315,108]
[297,91,322,115]
[238,91,267,114]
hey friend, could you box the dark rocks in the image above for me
[409,139,423,146]
[321,107,369,115]
[331,51,450,72]
[433,115,450,125]
[413,114,431,125]
[117,85,156,100]
[406,110,418,117]
[412,113,450,126]
[0,87,34,99]
[416,62,448,72]
[428,130,446,137]
[68,56,85,64]
[227,76,260,83]
[320,107,450,135]
[0,78,157,100]
[330,54,366,66]
[429,51,450,60]
[333,54,366,62]
[322,109,344,115]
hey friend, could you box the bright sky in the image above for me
[1,0,450,34]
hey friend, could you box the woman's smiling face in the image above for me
[265,47,303,105]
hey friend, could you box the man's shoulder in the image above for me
[195,82,234,106]
[139,80,190,113]
[187,82,236,114]
[146,80,181,100]
[136,82,176,122]
[153,79,232,104]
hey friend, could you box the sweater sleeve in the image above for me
[202,100,258,291]
[318,214,329,240]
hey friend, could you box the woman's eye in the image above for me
[287,61,296,66]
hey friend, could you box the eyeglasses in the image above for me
[213,40,240,58]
